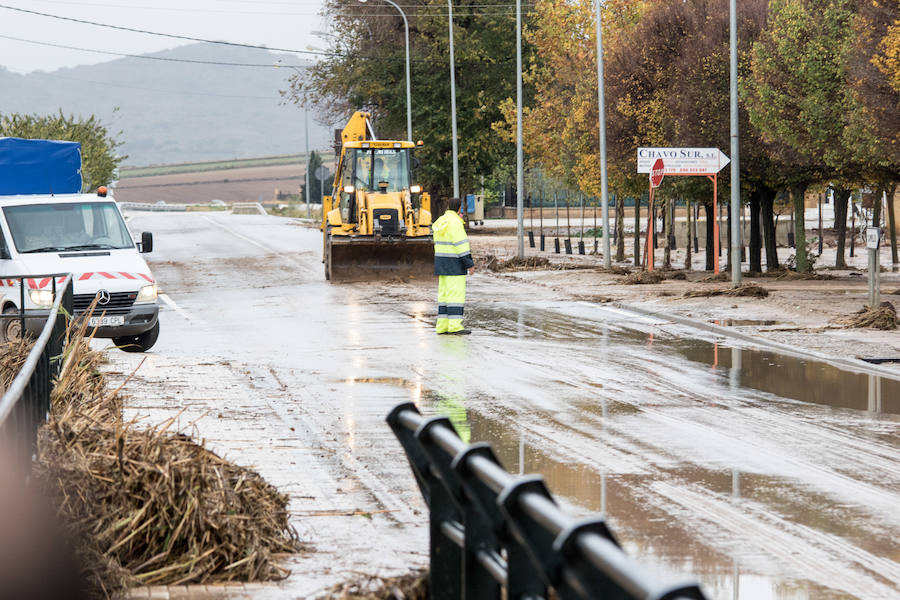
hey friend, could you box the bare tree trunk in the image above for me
[749,189,762,273]
[888,184,898,269]
[726,200,733,273]
[615,193,625,261]
[663,197,672,268]
[684,200,692,270]
[833,187,850,269]
[704,201,715,271]
[791,184,810,272]
[633,195,641,267]
[873,188,883,229]
[761,186,779,270]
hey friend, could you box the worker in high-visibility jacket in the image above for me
[433,197,475,335]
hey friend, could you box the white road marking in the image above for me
[202,215,276,253]
[158,293,196,322]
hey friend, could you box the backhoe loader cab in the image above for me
[322,112,433,282]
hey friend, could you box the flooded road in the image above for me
[113,212,900,599]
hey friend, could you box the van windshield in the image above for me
[3,202,134,253]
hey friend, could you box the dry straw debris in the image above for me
[833,302,899,330]
[480,254,554,272]
[324,570,428,600]
[683,284,770,298]
[596,265,631,275]
[622,271,664,285]
[30,316,300,598]
[0,338,32,392]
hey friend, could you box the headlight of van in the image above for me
[29,289,54,307]
[135,283,158,303]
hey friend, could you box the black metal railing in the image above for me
[0,274,73,468]
[388,402,708,600]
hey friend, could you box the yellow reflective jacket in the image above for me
[432,210,474,276]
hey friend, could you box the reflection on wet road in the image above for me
[118,213,900,599]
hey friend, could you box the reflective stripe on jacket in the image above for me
[432,210,475,276]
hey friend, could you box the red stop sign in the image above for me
[650,158,665,188]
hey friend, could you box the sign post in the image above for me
[637,148,730,273]
[867,227,881,307]
[645,159,665,271]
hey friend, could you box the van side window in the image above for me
[0,230,9,258]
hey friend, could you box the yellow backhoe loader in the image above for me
[321,111,433,282]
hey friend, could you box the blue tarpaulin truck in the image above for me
[0,137,160,352]
[0,137,83,195]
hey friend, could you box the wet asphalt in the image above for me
[111,211,900,599]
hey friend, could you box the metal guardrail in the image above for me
[388,402,708,600]
[0,274,73,468]
[119,202,188,212]
[231,202,268,215]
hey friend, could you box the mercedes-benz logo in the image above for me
[96,289,111,305]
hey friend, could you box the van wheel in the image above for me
[0,306,22,343]
[113,321,159,353]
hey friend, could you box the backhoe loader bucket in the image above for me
[325,236,434,282]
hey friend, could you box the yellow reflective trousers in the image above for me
[436,274,466,333]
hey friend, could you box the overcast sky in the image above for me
[0,0,332,73]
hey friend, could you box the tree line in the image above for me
[294,0,899,272]
[1,111,125,193]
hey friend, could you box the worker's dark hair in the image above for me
[448,197,462,212]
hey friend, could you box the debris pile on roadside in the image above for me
[622,271,664,285]
[480,253,551,271]
[324,570,428,600]
[749,268,835,281]
[0,338,31,391]
[36,322,300,598]
[683,284,770,298]
[833,302,898,330]
[596,265,631,275]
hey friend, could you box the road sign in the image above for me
[637,147,730,175]
[650,158,665,188]
[315,166,330,180]
[866,227,880,250]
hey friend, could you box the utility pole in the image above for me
[729,0,741,287]
[595,0,611,268]
[516,0,524,258]
[305,105,311,219]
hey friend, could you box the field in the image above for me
[114,154,336,205]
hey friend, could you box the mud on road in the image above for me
[103,212,899,599]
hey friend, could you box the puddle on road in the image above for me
[671,339,900,415]
[416,394,896,600]
[469,305,900,415]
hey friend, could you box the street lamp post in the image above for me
[276,60,313,219]
[595,0,610,268]
[359,0,413,141]
[516,0,524,258]
[729,0,741,287]
[448,0,460,199]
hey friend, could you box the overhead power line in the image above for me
[0,33,309,68]
[28,0,535,14]
[0,3,328,56]
[0,2,532,24]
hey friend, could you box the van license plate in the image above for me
[88,316,125,327]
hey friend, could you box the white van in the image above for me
[0,189,159,352]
